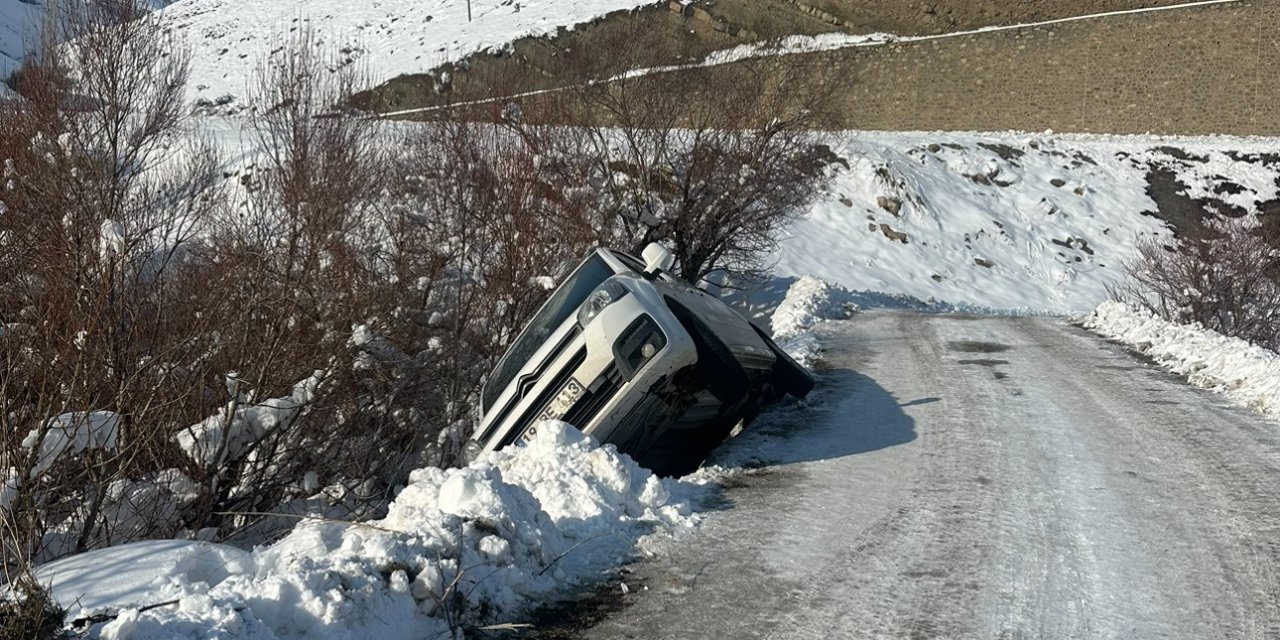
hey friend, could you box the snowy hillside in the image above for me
[157,0,659,109]
[0,0,42,89]
[0,0,182,94]
[776,131,1280,314]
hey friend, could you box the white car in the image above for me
[472,243,814,475]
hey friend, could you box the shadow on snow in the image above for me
[710,366,921,469]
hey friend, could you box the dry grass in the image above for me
[0,578,63,640]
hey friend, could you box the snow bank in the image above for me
[1084,301,1280,418]
[771,276,854,342]
[38,541,254,617]
[769,276,853,367]
[44,422,698,639]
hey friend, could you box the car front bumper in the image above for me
[474,284,696,456]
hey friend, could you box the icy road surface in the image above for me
[574,312,1280,639]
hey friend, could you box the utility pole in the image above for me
[467,0,472,22]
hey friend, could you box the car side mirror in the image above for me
[642,242,675,276]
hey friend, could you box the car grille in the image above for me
[479,324,582,446]
[498,347,588,449]
[562,364,623,429]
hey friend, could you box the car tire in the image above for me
[750,322,817,400]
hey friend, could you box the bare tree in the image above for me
[0,0,222,570]
[387,119,604,444]
[502,31,838,285]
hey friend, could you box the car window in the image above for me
[482,253,615,413]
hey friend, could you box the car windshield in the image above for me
[482,253,616,413]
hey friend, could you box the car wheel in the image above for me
[750,322,817,399]
[641,403,748,477]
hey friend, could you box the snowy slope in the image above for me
[0,0,43,89]
[157,0,659,109]
[0,0,182,93]
[776,131,1280,314]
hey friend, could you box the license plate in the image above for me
[538,379,585,423]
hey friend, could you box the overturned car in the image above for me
[471,243,815,476]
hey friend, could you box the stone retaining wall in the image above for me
[791,1,1279,135]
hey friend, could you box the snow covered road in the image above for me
[563,312,1280,639]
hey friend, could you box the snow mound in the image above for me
[37,541,254,619]
[1084,301,1280,418]
[772,276,854,341]
[769,276,853,367]
[46,421,698,639]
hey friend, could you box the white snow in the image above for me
[775,131,1280,314]
[700,33,897,66]
[99,218,125,262]
[767,276,854,367]
[37,541,254,618]
[156,0,661,109]
[22,411,121,479]
[611,32,897,83]
[175,370,326,467]
[1084,301,1280,419]
[40,421,702,639]
[771,276,853,342]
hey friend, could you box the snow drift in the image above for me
[39,422,700,639]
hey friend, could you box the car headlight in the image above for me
[577,280,628,326]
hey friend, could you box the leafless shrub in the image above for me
[1118,218,1280,350]
[384,120,604,435]
[176,27,604,541]
[499,32,838,285]
[160,26,400,539]
[0,0,224,571]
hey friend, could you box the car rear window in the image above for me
[482,253,615,413]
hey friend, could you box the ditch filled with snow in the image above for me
[39,423,703,639]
